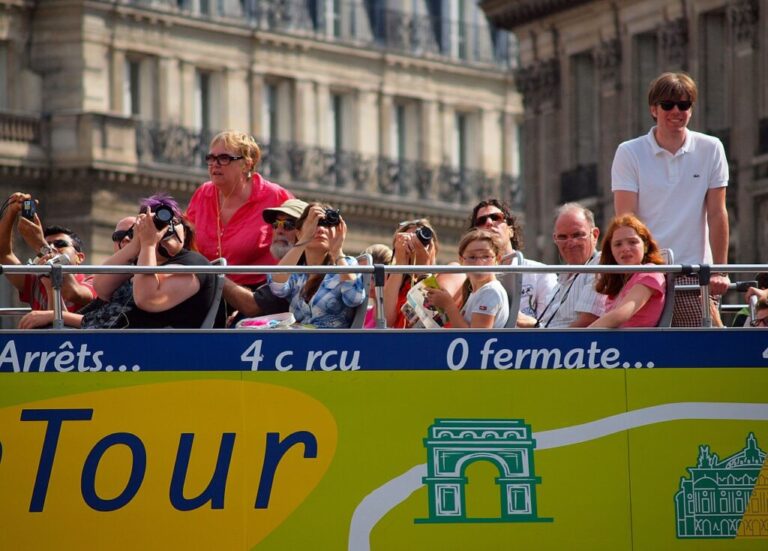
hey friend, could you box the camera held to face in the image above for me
[21,199,36,221]
[318,208,341,227]
[415,226,433,247]
[152,205,175,230]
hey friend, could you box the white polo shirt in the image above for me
[611,128,728,264]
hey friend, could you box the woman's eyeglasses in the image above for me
[111,228,134,243]
[657,100,692,112]
[474,213,506,226]
[750,317,768,328]
[461,254,496,264]
[272,219,297,231]
[205,153,244,166]
[398,219,425,228]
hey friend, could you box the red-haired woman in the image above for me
[589,214,666,328]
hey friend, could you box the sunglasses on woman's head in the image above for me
[474,213,507,226]
[657,100,692,111]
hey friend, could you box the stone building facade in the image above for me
[481,0,766,264]
[0,0,522,313]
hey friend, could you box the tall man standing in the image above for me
[611,72,729,326]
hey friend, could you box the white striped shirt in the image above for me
[540,251,606,328]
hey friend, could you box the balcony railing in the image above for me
[135,121,521,208]
[0,112,42,144]
[113,0,517,68]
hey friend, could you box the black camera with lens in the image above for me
[415,226,433,247]
[152,205,175,230]
[21,199,36,220]
[318,208,341,227]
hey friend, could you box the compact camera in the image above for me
[318,208,341,227]
[21,199,36,220]
[152,205,175,230]
[415,226,433,247]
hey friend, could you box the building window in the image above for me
[262,82,278,144]
[391,103,407,162]
[571,52,596,166]
[329,92,344,153]
[701,10,727,135]
[195,70,211,131]
[634,32,658,134]
[0,43,7,110]
[454,112,468,171]
[123,58,141,117]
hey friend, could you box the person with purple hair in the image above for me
[84,194,216,328]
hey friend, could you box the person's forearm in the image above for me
[383,274,404,325]
[272,245,306,283]
[443,301,469,328]
[60,275,95,308]
[708,208,729,265]
[222,280,261,317]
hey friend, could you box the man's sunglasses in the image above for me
[205,153,244,166]
[47,239,77,250]
[272,219,296,231]
[658,100,692,112]
[474,213,507,226]
[111,228,134,243]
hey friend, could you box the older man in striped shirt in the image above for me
[537,203,606,329]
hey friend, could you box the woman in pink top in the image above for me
[589,214,666,328]
[186,130,293,287]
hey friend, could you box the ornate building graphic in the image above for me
[675,432,767,539]
[418,419,550,523]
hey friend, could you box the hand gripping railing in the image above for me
[2,262,765,329]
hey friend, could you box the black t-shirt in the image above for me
[251,284,290,316]
[123,249,215,329]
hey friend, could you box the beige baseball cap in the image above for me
[262,198,309,224]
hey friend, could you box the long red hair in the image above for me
[595,214,664,297]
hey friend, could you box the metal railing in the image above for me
[4,262,765,330]
[113,0,517,68]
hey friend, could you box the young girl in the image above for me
[426,229,509,329]
[269,202,365,328]
[589,214,666,328]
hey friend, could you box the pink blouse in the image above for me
[606,270,666,327]
[186,173,293,286]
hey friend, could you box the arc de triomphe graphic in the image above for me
[418,419,550,523]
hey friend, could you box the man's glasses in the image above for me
[111,228,134,243]
[205,153,244,166]
[554,231,589,243]
[272,219,296,231]
[474,213,506,226]
[750,317,768,328]
[47,239,74,250]
[658,100,692,112]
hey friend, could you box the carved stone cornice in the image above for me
[593,38,621,88]
[513,58,560,112]
[480,0,591,30]
[727,0,759,50]
[658,17,688,70]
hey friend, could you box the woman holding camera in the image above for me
[382,218,464,328]
[268,202,365,328]
[90,195,215,329]
[186,130,293,287]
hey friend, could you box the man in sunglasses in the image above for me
[0,192,96,314]
[111,216,137,252]
[611,72,730,327]
[221,198,307,320]
[469,198,556,327]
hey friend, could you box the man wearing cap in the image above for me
[222,198,308,319]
